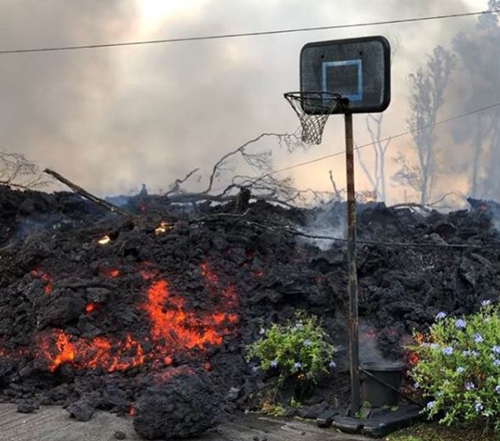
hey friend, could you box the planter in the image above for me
[360,362,404,408]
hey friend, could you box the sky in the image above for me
[0,0,491,203]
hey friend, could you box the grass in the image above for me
[386,423,499,441]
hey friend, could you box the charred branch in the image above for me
[163,132,305,208]
[44,168,132,218]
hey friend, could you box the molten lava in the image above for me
[143,269,238,354]
[99,267,120,278]
[85,303,97,314]
[29,260,238,373]
[31,268,52,295]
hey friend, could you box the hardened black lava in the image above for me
[0,185,500,439]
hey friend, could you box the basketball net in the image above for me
[284,92,343,145]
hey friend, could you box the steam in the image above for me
[299,205,346,250]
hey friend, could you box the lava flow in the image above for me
[32,260,238,373]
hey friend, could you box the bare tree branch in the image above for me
[329,170,344,202]
[165,168,199,197]
[0,151,49,190]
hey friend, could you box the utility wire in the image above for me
[0,9,498,55]
[268,101,500,177]
[209,100,500,193]
[229,219,500,250]
[195,215,499,250]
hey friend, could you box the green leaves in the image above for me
[246,311,336,386]
[409,302,500,428]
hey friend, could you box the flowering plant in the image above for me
[246,311,336,386]
[409,301,500,429]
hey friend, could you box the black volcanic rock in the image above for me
[0,186,499,435]
[133,371,224,440]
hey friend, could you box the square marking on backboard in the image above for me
[321,60,363,102]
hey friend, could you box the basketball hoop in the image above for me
[284,92,344,145]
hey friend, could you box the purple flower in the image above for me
[465,382,475,391]
[442,346,453,356]
[475,334,484,343]
[495,385,500,394]
[475,402,483,412]
[493,346,500,354]
[270,360,278,368]
[494,359,500,367]
[455,319,467,329]
[471,350,479,357]
[456,366,465,374]
[328,360,337,369]
[435,312,447,320]
[293,361,302,371]
[414,382,420,389]
[482,300,492,307]
[430,343,439,350]
[303,339,312,347]
[426,401,435,410]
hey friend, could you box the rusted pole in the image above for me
[344,112,360,416]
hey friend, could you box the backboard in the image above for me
[300,36,391,114]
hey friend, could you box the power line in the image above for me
[267,101,500,177]
[287,230,497,249]
[0,9,497,55]
[223,217,500,250]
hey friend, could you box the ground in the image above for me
[386,423,497,441]
[0,404,369,441]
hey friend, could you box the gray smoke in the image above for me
[0,0,479,199]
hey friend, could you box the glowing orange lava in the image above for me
[143,278,236,350]
[99,267,120,278]
[406,352,419,366]
[31,268,52,295]
[37,330,144,373]
[30,260,238,373]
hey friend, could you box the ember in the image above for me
[97,235,111,245]
[154,221,170,235]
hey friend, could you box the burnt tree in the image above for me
[392,46,455,205]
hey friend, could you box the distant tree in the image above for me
[356,114,391,201]
[356,35,400,202]
[392,46,455,204]
[452,3,500,198]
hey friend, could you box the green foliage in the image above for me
[408,302,500,428]
[246,311,336,386]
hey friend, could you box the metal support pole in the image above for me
[344,112,360,416]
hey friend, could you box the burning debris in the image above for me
[1,185,500,438]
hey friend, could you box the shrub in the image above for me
[408,301,500,429]
[246,311,336,387]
